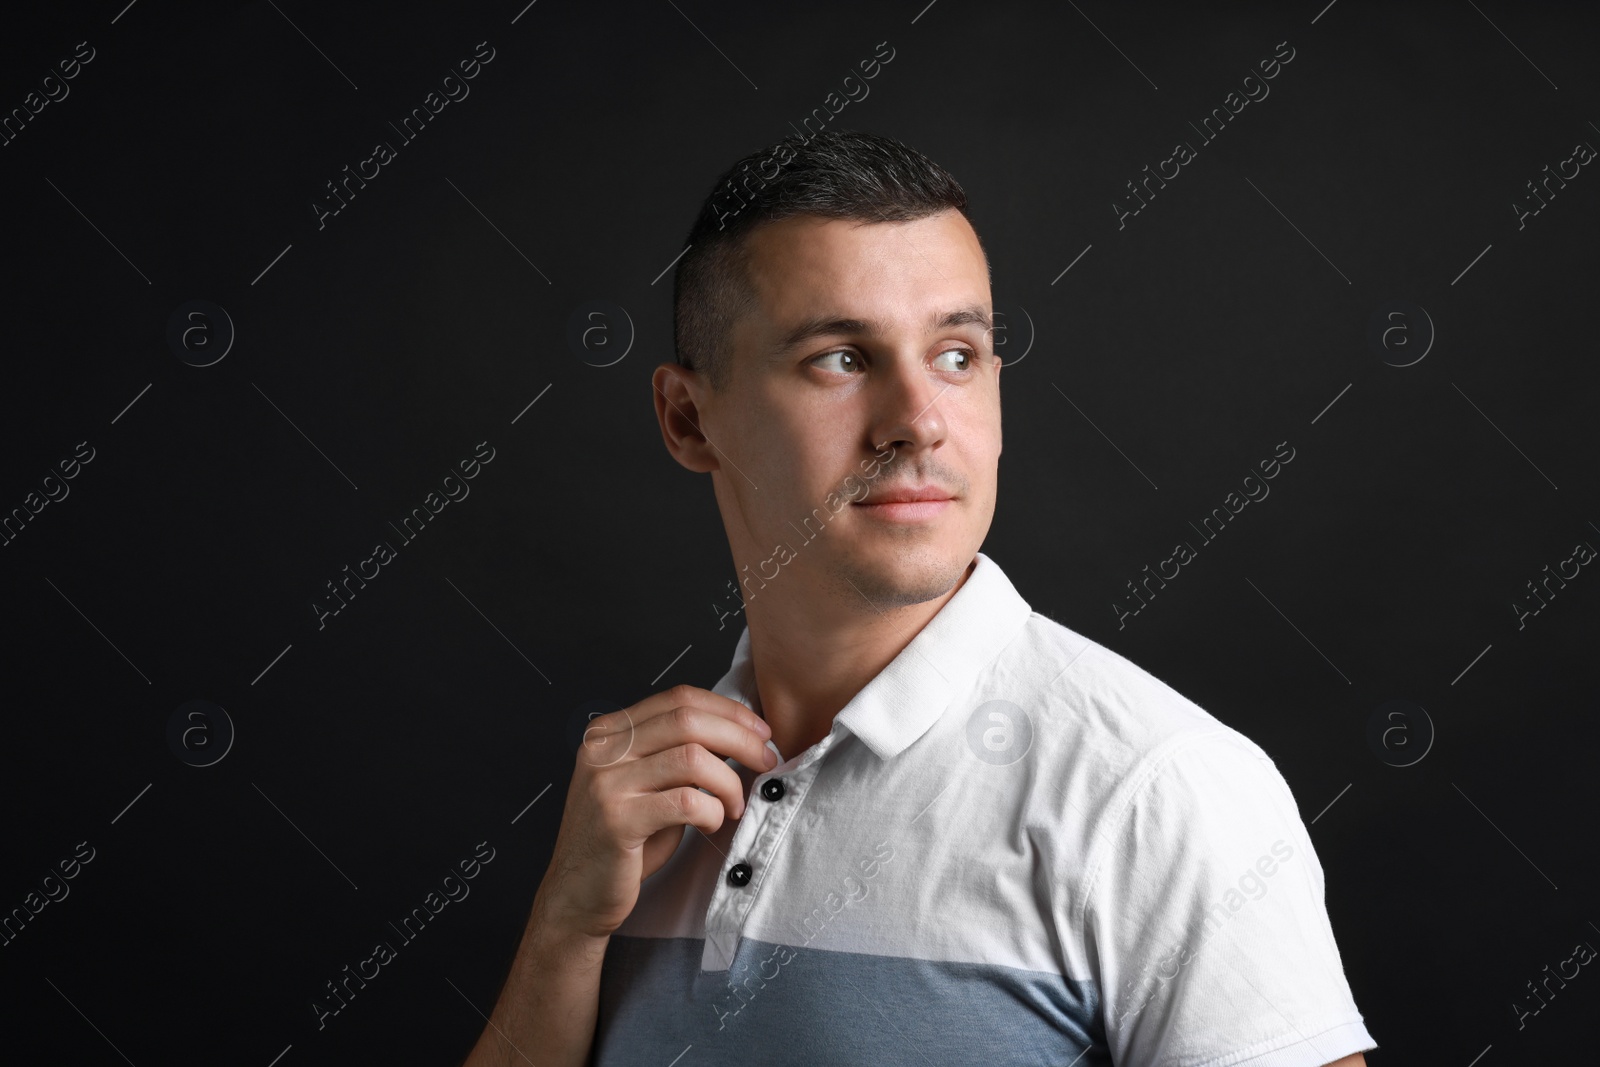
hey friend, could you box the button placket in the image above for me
[700,734,837,971]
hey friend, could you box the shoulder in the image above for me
[1001,608,1258,775]
[997,609,1300,876]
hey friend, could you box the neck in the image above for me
[739,555,975,760]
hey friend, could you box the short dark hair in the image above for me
[672,130,984,392]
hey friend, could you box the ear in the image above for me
[653,362,719,473]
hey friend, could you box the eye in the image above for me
[812,349,863,373]
[933,346,974,372]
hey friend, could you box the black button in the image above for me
[760,778,785,802]
[727,862,752,887]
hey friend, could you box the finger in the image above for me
[584,685,770,750]
[610,740,750,822]
[611,702,778,776]
[617,781,732,844]
[579,687,771,771]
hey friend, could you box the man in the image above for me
[462,130,1375,1066]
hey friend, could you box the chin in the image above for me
[832,537,969,609]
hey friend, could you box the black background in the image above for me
[1,1,1595,1064]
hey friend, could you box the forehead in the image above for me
[738,210,988,323]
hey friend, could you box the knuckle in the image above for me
[666,786,695,822]
[681,742,708,771]
[669,743,698,776]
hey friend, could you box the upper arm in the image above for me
[1084,730,1375,1065]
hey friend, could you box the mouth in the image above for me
[851,487,956,523]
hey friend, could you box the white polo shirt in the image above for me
[593,551,1376,1065]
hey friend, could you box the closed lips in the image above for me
[858,487,953,503]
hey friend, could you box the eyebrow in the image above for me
[770,304,993,358]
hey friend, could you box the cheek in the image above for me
[757,405,839,475]
[738,424,839,526]
[961,442,1003,524]
[955,415,1003,474]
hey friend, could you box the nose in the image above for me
[867,357,950,455]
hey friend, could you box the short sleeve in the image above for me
[1082,728,1376,1067]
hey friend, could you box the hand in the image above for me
[533,684,777,941]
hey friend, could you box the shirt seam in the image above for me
[1177,1013,1373,1067]
[1075,724,1239,929]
